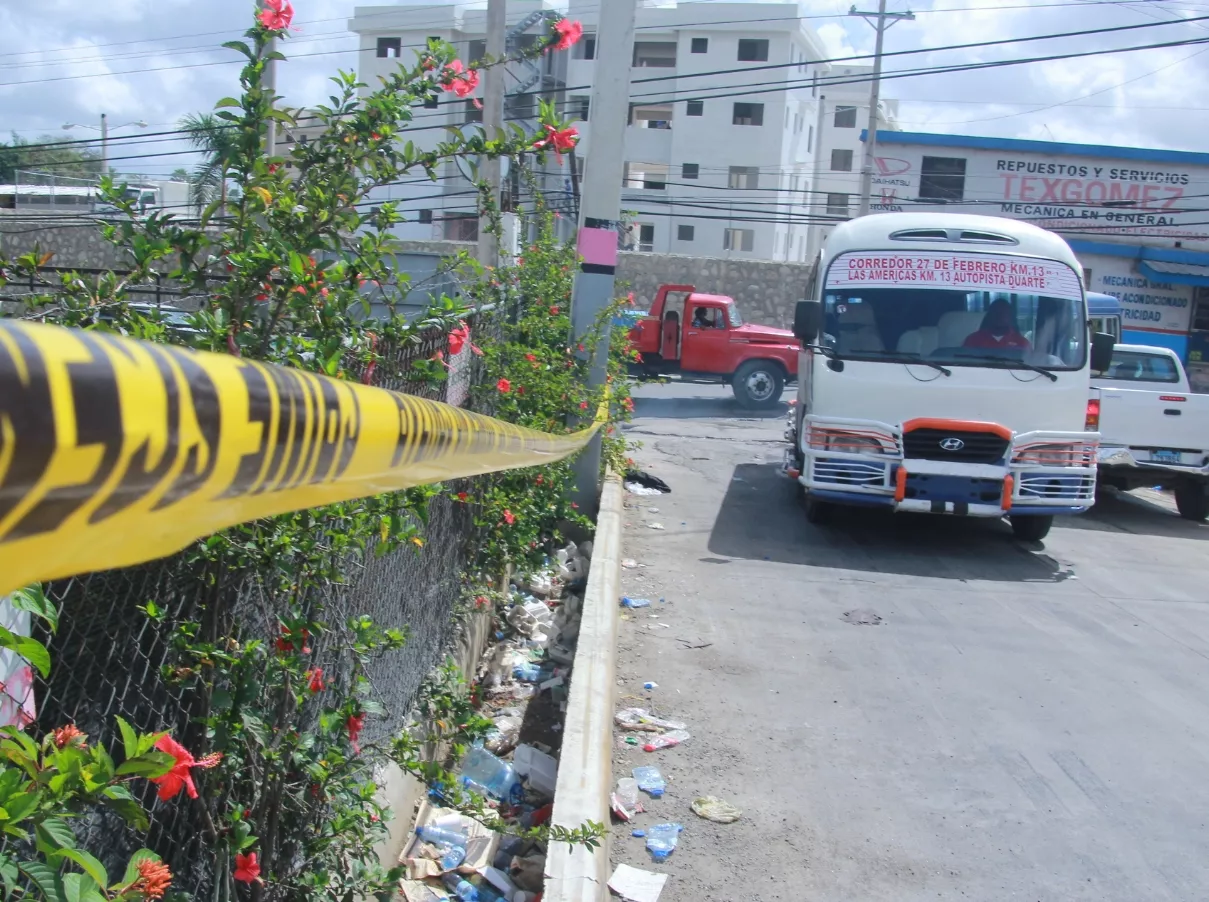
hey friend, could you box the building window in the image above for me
[826,193,849,215]
[737,39,769,62]
[724,228,755,252]
[833,105,857,128]
[634,41,677,67]
[460,98,481,123]
[919,156,967,201]
[626,162,668,190]
[728,166,759,189]
[733,102,764,126]
[443,213,478,242]
[691,37,709,53]
[571,95,590,121]
[423,95,439,109]
[418,209,433,224]
[1083,267,1092,289]
[686,100,704,116]
[574,35,596,59]
[638,224,655,252]
[807,125,813,152]
[678,224,695,241]
[376,37,402,58]
[682,163,699,179]
[830,149,853,171]
[630,103,673,129]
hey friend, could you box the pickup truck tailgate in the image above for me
[1098,387,1209,461]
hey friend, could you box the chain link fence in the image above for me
[5,310,509,892]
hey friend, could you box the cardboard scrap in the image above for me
[400,801,500,881]
[608,863,668,902]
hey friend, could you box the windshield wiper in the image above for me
[958,354,1058,382]
[859,351,951,377]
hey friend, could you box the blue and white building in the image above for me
[815,130,1209,389]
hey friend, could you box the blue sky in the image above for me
[1,0,1207,178]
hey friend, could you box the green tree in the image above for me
[178,112,240,215]
[0,133,102,183]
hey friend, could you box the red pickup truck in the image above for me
[627,284,800,408]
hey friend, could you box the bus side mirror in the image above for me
[793,300,821,344]
[1090,331,1115,373]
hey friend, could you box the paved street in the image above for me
[610,381,1209,902]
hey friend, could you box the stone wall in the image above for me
[0,226,816,328]
[616,251,815,328]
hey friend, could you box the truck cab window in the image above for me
[692,307,721,328]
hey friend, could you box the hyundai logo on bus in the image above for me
[939,437,966,452]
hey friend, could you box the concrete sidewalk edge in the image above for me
[544,473,623,902]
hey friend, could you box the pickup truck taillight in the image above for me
[1085,398,1100,431]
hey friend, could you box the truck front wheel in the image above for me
[1174,483,1209,521]
[732,360,784,409]
[1010,514,1053,542]
[803,494,833,525]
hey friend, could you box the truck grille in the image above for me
[903,428,1009,464]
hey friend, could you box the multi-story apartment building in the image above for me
[349,0,898,261]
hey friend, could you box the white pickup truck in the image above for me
[1091,344,1209,520]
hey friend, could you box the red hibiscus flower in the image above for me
[549,306,559,315]
[524,353,537,362]
[257,0,293,31]
[233,852,262,884]
[150,736,221,801]
[532,125,579,163]
[497,378,511,393]
[503,509,516,526]
[579,401,589,410]
[346,712,366,754]
[457,491,468,502]
[305,668,326,693]
[551,19,584,52]
[448,321,471,355]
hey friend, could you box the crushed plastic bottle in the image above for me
[621,596,652,608]
[632,765,666,798]
[615,777,640,809]
[512,662,545,682]
[614,708,687,732]
[645,823,683,861]
[643,729,690,752]
[416,824,468,848]
[459,747,523,803]
[442,874,481,902]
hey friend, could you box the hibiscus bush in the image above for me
[0,1,628,898]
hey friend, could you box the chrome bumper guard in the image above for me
[789,417,1098,515]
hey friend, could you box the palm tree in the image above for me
[179,113,240,216]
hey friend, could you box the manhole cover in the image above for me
[841,609,883,626]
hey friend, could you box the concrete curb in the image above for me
[544,473,623,902]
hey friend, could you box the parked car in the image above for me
[1091,343,1209,520]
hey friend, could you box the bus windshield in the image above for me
[822,251,1087,371]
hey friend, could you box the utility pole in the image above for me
[100,113,109,176]
[850,0,913,217]
[570,0,638,512]
[262,1,278,158]
[478,0,506,267]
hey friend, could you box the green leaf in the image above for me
[3,789,40,824]
[121,849,161,886]
[214,97,242,108]
[0,624,51,677]
[8,584,57,632]
[220,40,254,61]
[0,853,16,897]
[116,716,138,761]
[240,712,269,746]
[115,750,173,779]
[59,849,108,889]
[36,817,77,853]
[20,862,67,902]
[101,796,149,832]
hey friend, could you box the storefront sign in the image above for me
[1084,254,1192,334]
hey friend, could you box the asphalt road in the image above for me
[609,381,1209,902]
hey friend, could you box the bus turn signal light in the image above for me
[1085,398,1100,431]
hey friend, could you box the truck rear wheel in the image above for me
[732,360,784,409]
[1174,483,1209,521]
[1010,515,1053,542]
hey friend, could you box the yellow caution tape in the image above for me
[0,320,601,596]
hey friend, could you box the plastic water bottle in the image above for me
[513,662,543,682]
[643,729,690,752]
[416,824,468,848]
[621,596,652,608]
[632,765,666,798]
[645,823,683,861]
[459,747,523,802]
[442,874,480,902]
